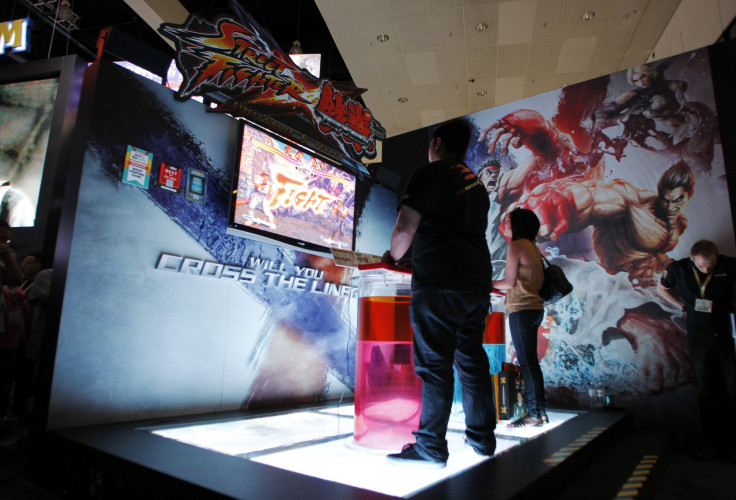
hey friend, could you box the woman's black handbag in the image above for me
[539,252,573,305]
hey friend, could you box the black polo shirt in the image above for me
[400,157,492,291]
[660,255,736,344]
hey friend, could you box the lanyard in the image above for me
[692,266,713,298]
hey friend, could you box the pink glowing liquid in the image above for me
[354,340,422,449]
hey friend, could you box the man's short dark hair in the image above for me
[432,118,472,158]
[0,220,10,231]
[658,160,695,198]
[27,251,48,269]
[691,239,718,258]
[509,208,540,241]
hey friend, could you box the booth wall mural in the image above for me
[47,61,364,428]
[456,48,732,407]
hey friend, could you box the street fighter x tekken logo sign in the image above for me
[159,15,385,160]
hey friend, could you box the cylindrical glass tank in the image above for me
[352,264,421,450]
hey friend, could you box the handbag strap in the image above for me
[536,245,551,267]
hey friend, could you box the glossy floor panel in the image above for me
[148,405,577,498]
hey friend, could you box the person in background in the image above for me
[382,118,496,468]
[10,250,50,421]
[492,208,548,427]
[657,239,736,461]
[0,220,23,419]
[19,252,45,293]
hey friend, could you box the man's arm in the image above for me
[657,282,684,311]
[383,205,421,264]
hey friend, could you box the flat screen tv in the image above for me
[227,120,356,257]
[0,77,59,228]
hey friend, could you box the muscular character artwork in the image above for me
[466,48,729,399]
[508,160,694,282]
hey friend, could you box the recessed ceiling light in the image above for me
[476,90,488,96]
[475,22,488,32]
[377,34,390,42]
[581,11,595,21]
[398,97,408,103]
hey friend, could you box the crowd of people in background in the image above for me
[0,220,52,424]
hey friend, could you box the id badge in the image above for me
[694,298,713,313]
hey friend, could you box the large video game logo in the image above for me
[159,14,385,161]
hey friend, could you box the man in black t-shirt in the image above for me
[383,119,495,468]
[658,239,736,460]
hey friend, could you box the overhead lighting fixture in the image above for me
[377,34,390,42]
[289,40,303,55]
[476,90,488,96]
[287,40,321,77]
[475,22,488,32]
[397,97,408,103]
[30,0,80,31]
[581,11,595,21]
[58,0,73,22]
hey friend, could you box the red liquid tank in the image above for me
[352,263,421,450]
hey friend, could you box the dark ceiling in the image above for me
[0,0,353,84]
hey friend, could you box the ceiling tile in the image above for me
[498,0,536,45]
[565,0,610,37]
[445,106,472,120]
[497,43,530,77]
[428,8,466,52]
[389,0,426,16]
[553,71,586,89]
[346,59,384,91]
[415,82,469,108]
[353,0,394,20]
[527,40,563,77]
[395,13,434,54]
[469,77,497,109]
[677,0,723,49]
[435,49,470,83]
[532,0,571,42]
[358,17,403,59]
[420,109,448,127]
[467,46,498,80]
[556,36,597,73]
[427,0,464,10]
[585,35,628,76]
[524,73,556,97]
[464,3,500,48]
[404,52,441,85]
[601,0,645,33]
[396,106,424,133]
[624,0,680,63]
[495,76,525,105]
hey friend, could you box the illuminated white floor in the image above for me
[149,406,577,498]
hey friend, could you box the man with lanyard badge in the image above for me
[658,239,736,461]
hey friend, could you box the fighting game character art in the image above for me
[506,160,695,283]
[591,62,718,173]
[329,198,349,244]
[247,172,276,227]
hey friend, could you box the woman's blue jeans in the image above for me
[508,309,547,419]
[409,287,496,462]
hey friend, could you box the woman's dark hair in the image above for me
[509,208,540,241]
